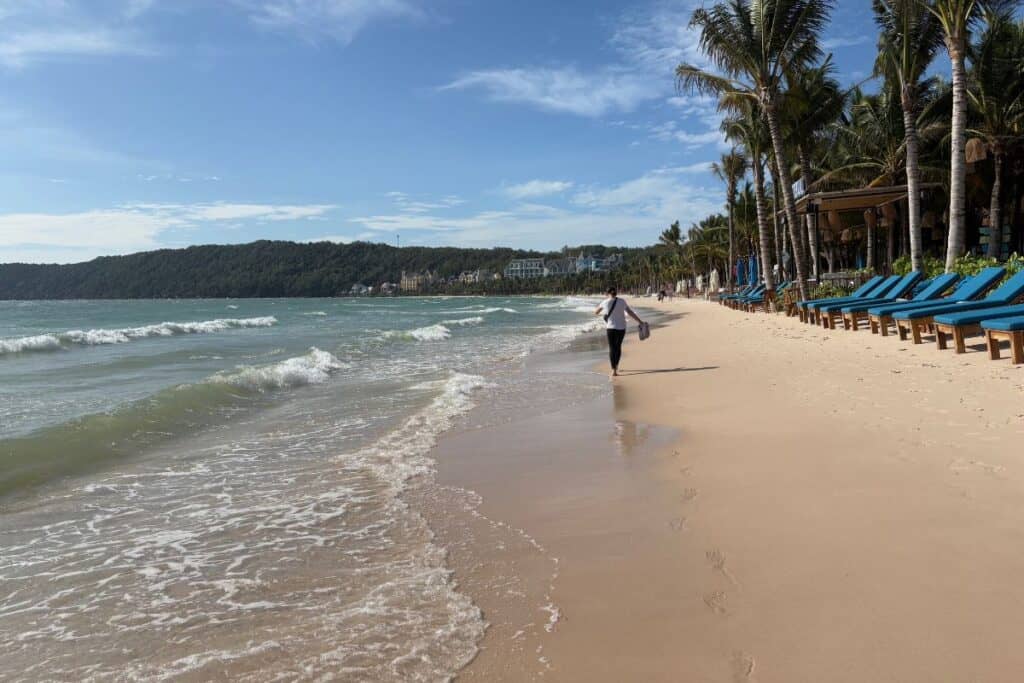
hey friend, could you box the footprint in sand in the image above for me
[669,516,687,532]
[703,590,728,615]
[680,488,698,503]
[706,549,738,586]
[731,650,756,682]
[949,458,1006,477]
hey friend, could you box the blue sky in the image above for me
[0,0,881,264]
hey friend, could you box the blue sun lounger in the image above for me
[931,302,1024,353]
[893,269,1024,343]
[980,316,1024,364]
[720,284,757,305]
[744,281,791,312]
[727,284,765,308]
[838,272,959,331]
[865,267,1005,336]
[796,275,887,323]
[816,271,923,329]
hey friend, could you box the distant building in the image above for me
[349,283,370,296]
[504,258,545,279]
[400,270,437,292]
[379,282,398,296]
[543,258,576,277]
[575,252,623,273]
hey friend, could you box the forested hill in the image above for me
[0,240,646,299]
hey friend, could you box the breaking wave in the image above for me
[211,348,346,391]
[383,324,452,342]
[0,348,345,495]
[440,316,484,327]
[0,317,278,357]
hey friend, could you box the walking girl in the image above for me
[594,287,645,378]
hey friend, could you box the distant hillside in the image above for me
[0,240,649,299]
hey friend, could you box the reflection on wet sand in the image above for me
[613,419,651,457]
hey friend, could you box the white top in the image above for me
[598,296,635,331]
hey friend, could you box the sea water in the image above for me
[0,295,605,681]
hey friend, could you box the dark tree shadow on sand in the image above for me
[617,366,718,376]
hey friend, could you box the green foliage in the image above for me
[810,282,853,299]
[1004,253,1024,276]
[950,254,1000,277]
[0,240,673,300]
[892,255,945,278]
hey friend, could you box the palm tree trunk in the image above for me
[889,206,898,271]
[945,43,969,272]
[752,154,776,294]
[901,92,925,272]
[798,146,819,279]
[987,148,1004,258]
[901,200,909,262]
[866,210,876,271]
[769,160,790,279]
[727,183,735,292]
[764,98,809,300]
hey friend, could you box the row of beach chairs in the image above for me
[725,267,1024,364]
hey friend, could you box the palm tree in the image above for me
[724,104,777,292]
[784,56,847,277]
[712,150,748,291]
[926,0,1016,270]
[678,0,834,300]
[874,0,943,272]
[687,215,730,283]
[967,14,1024,257]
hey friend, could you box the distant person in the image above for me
[595,287,645,378]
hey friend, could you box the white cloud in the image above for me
[385,191,465,214]
[0,28,154,67]
[349,166,721,249]
[236,0,424,44]
[822,35,871,50]
[502,179,574,199]
[610,0,706,72]
[305,234,353,243]
[439,0,719,136]
[442,67,660,117]
[0,202,337,263]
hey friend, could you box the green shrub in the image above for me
[892,255,945,278]
[810,282,853,299]
[951,254,1000,277]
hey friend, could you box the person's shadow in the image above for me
[616,366,718,376]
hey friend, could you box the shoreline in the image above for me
[433,296,1024,681]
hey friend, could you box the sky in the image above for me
[0,0,883,264]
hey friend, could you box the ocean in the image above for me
[0,295,609,681]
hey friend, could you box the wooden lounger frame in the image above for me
[841,309,870,331]
[985,329,1024,364]
[934,321,983,353]
[895,316,934,344]
[867,311,897,335]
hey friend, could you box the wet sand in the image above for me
[435,296,1024,682]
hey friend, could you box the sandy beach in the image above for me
[438,296,1024,682]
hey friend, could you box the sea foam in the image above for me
[0,317,277,356]
[383,324,452,342]
[211,347,346,391]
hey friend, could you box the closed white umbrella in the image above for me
[710,269,720,292]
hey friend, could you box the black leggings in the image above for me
[606,328,626,369]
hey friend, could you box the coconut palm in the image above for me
[712,150,748,291]
[874,0,943,272]
[724,104,777,292]
[677,0,834,300]
[926,0,1017,270]
[783,56,847,277]
[687,215,730,282]
[967,15,1024,257]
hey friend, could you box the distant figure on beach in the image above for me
[595,287,645,378]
